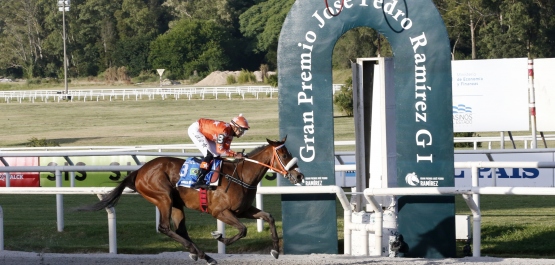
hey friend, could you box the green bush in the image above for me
[26,137,60,147]
[226,74,237,84]
[132,71,159,83]
[267,74,278,87]
[188,74,203,84]
[26,78,42,85]
[333,77,353,116]
[237,69,256,84]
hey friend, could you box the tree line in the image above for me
[1,0,554,81]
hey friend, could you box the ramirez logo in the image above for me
[405,172,419,186]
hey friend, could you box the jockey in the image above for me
[187,114,250,189]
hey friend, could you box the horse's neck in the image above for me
[242,149,273,184]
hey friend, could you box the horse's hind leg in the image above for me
[170,190,217,265]
[170,199,210,263]
[238,206,280,259]
[140,191,212,263]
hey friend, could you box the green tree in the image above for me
[0,0,49,78]
[148,19,231,79]
[333,77,354,117]
[332,27,392,69]
[477,0,555,59]
[239,0,295,69]
[435,0,481,59]
[114,35,152,76]
[69,0,122,76]
[115,0,159,40]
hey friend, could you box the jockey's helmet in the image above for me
[231,114,250,130]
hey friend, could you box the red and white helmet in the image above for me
[231,114,250,130]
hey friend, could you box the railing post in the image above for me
[217,220,225,254]
[56,169,64,232]
[97,194,117,254]
[256,182,263,232]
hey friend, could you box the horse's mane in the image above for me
[247,144,268,157]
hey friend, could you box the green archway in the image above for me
[278,0,455,258]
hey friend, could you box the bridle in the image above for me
[223,144,300,190]
[243,144,298,176]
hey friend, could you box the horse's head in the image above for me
[267,136,304,185]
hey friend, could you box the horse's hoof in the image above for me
[271,249,279,259]
[189,253,198,261]
[205,255,218,265]
[211,231,223,240]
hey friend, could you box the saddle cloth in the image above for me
[177,157,221,188]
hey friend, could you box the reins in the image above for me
[243,144,297,175]
[221,144,297,191]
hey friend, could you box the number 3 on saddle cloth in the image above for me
[177,157,222,189]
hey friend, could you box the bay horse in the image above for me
[77,137,304,265]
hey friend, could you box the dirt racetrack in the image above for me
[2,251,555,265]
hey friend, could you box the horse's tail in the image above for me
[75,170,139,212]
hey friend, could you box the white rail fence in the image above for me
[0,84,349,103]
[0,86,279,103]
[2,161,555,257]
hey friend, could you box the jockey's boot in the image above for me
[190,156,211,189]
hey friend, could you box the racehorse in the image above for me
[77,137,304,265]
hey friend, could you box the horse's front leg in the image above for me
[237,206,280,259]
[212,209,247,246]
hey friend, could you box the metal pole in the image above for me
[1,159,10,187]
[528,59,537,149]
[56,169,64,232]
[217,220,225,253]
[256,182,263,232]
[62,2,68,96]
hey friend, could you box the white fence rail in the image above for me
[0,85,349,103]
[0,86,279,103]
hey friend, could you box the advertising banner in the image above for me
[454,153,555,187]
[39,156,160,187]
[0,157,40,187]
[531,58,555,131]
[452,58,529,132]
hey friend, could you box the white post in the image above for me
[97,194,117,254]
[155,207,160,232]
[528,59,537,149]
[56,170,64,232]
[5,172,10,187]
[217,220,225,254]
[256,182,263,232]
[471,165,480,208]
[462,194,481,258]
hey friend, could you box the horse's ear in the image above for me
[266,138,274,145]
[281,135,287,142]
